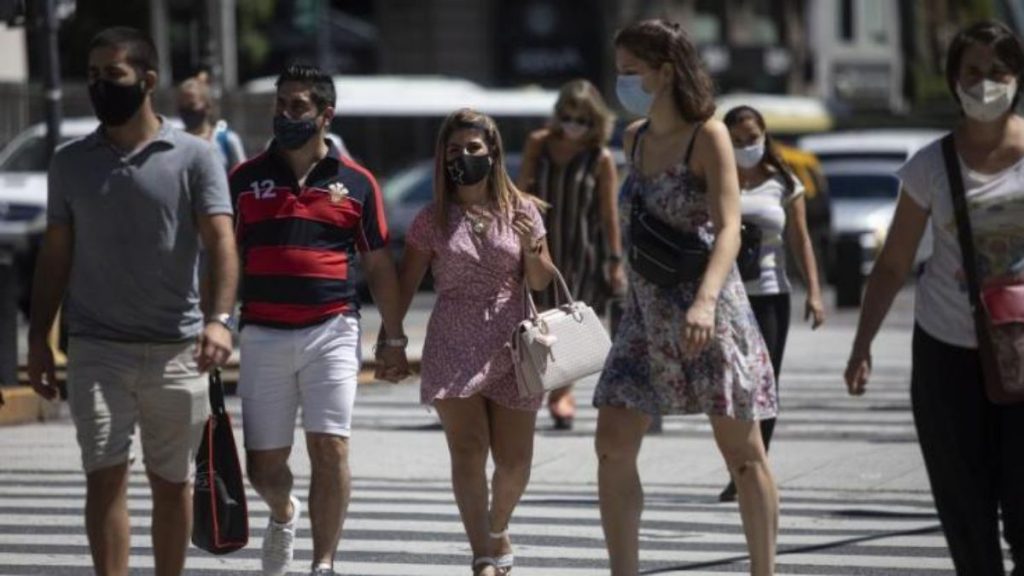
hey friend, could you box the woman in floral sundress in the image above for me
[593,20,780,576]
[397,109,556,576]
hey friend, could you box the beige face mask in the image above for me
[956,78,1019,122]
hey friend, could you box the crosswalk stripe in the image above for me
[0,471,969,575]
[4,350,1010,575]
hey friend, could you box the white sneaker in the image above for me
[262,495,301,576]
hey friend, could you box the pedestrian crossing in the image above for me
[0,332,1014,575]
[0,469,972,575]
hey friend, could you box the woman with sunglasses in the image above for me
[517,79,625,430]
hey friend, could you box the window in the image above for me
[839,0,854,41]
[729,0,781,47]
[826,174,900,199]
[0,136,76,173]
[0,137,47,172]
[860,0,889,45]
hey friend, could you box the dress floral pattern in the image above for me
[592,152,777,420]
[407,201,547,411]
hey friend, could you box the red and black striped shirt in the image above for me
[230,141,388,328]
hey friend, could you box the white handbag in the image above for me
[511,270,613,398]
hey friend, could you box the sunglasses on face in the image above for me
[559,114,592,127]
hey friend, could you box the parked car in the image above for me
[797,129,944,306]
[0,117,186,316]
[0,118,98,315]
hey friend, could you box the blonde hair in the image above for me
[432,108,543,231]
[551,79,615,146]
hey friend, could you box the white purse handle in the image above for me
[522,267,575,321]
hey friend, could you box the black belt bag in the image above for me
[629,195,709,286]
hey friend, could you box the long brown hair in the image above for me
[614,19,715,122]
[723,105,795,194]
[551,79,615,146]
[432,108,540,230]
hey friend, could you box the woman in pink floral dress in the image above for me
[397,109,556,576]
[594,20,780,576]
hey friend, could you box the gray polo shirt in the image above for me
[47,119,233,342]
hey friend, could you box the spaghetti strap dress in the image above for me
[592,123,777,419]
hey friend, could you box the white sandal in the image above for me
[472,556,497,575]
[489,529,514,574]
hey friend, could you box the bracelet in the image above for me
[524,241,543,258]
[607,253,623,264]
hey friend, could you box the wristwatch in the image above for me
[380,335,409,349]
[206,313,237,331]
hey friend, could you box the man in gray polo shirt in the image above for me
[27,27,239,576]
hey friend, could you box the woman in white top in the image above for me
[845,21,1024,575]
[719,105,825,502]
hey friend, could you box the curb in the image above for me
[0,387,63,426]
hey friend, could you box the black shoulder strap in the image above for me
[683,122,705,165]
[941,133,983,313]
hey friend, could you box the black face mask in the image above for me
[273,114,321,150]
[179,107,208,131]
[446,153,492,186]
[89,78,147,127]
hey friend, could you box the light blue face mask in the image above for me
[616,74,655,116]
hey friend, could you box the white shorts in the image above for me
[238,314,361,450]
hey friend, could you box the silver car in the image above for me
[798,129,944,306]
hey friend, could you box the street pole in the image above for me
[220,0,237,90]
[42,0,60,166]
[316,0,332,73]
[149,0,170,87]
[0,0,64,387]
[203,0,237,99]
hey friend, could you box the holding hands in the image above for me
[375,332,412,383]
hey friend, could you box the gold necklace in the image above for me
[463,207,489,235]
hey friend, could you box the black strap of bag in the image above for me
[939,134,1013,403]
[192,369,249,555]
[628,122,710,286]
[209,368,226,415]
[940,134,986,337]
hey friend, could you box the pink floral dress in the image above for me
[407,201,547,410]
[593,126,777,420]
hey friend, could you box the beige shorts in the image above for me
[66,338,209,483]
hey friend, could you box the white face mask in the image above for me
[734,140,765,169]
[956,78,1018,122]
